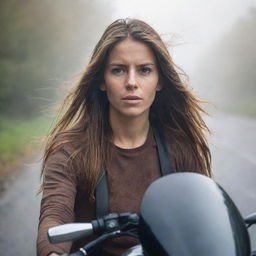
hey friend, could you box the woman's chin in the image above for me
[118,110,149,119]
[109,105,150,120]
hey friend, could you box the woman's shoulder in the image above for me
[161,126,188,154]
[161,125,176,142]
[43,133,84,183]
[49,127,87,158]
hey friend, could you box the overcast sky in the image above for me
[109,0,256,76]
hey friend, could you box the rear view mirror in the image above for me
[245,212,256,228]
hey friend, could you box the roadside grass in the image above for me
[0,115,53,172]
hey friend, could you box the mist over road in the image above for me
[207,113,256,212]
[0,113,255,255]
[0,158,41,256]
[206,113,256,250]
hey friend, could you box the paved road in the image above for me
[0,157,41,256]
[0,113,255,255]
[206,113,256,250]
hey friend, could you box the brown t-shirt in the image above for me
[37,128,167,256]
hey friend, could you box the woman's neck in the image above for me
[109,112,150,149]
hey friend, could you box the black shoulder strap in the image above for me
[95,166,109,218]
[95,126,173,217]
[152,125,173,175]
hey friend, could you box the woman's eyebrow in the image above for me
[109,62,155,66]
[109,63,126,67]
[138,63,155,66]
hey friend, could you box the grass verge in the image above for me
[0,115,52,176]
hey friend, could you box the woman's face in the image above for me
[101,38,161,120]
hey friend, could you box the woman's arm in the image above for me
[37,148,77,256]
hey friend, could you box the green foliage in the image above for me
[0,115,52,165]
[0,0,110,169]
[0,0,112,169]
[0,0,111,118]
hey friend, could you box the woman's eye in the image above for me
[140,67,152,75]
[111,68,125,75]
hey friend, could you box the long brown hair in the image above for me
[41,19,212,199]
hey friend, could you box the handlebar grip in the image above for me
[48,223,93,244]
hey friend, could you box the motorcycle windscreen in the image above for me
[139,173,250,256]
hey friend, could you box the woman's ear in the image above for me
[156,76,163,91]
[156,83,162,91]
[100,83,106,91]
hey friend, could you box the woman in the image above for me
[37,19,212,256]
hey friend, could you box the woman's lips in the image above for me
[122,95,142,104]
[122,95,142,100]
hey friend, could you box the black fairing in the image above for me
[139,173,250,256]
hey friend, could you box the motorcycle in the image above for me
[48,173,256,256]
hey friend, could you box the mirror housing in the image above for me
[245,212,256,227]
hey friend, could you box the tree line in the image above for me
[0,0,111,119]
[195,7,256,114]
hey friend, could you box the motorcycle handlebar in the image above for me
[48,223,93,244]
[48,213,139,244]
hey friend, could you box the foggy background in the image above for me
[0,0,256,255]
[112,0,256,114]
[1,0,255,118]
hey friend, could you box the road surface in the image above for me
[0,113,255,255]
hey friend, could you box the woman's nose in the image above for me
[126,70,138,90]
